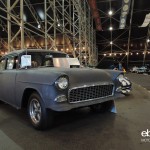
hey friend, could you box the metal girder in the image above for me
[143,23,150,65]
[127,0,134,68]
[44,0,97,66]
[0,0,41,51]
[0,0,97,66]
[24,0,44,30]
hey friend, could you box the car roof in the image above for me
[2,49,67,57]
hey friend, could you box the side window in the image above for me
[6,56,18,70]
[0,58,6,70]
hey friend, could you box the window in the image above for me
[0,58,6,70]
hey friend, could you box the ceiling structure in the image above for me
[0,0,150,67]
[0,0,98,66]
[96,0,150,66]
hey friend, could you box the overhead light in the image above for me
[109,53,112,56]
[147,39,150,43]
[108,10,113,16]
[104,54,106,56]
[126,52,128,55]
[38,24,41,29]
[57,23,61,27]
[120,53,122,55]
[114,53,116,56]
[136,52,139,55]
[110,41,113,45]
[38,10,45,20]
[109,26,113,31]
[84,55,87,59]
[130,53,133,55]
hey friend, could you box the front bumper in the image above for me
[46,94,117,112]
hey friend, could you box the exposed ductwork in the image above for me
[88,0,102,31]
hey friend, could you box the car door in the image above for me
[0,57,6,101]
[0,55,18,106]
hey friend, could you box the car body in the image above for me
[130,66,138,73]
[0,49,131,129]
[136,66,149,74]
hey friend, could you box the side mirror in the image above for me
[21,55,31,68]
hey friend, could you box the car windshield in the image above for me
[25,52,68,68]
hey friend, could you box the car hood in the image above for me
[53,68,113,88]
[17,67,117,87]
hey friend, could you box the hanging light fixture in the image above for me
[108,10,113,16]
[109,26,113,31]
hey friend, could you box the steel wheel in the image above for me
[28,92,53,130]
[29,98,42,124]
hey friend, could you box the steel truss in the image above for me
[44,0,97,66]
[0,0,97,66]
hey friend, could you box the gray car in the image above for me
[0,49,131,130]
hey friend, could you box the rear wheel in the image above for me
[28,92,53,130]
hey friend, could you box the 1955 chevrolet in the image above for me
[0,49,131,130]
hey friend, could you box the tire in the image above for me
[27,92,53,130]
[90,101,113,113]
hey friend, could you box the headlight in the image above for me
[117,74,124,82]
[55,76,68,90]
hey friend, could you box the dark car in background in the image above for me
[0,49,131,130]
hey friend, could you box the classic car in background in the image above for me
[136,66,149,74]
[130,66,138,73]
[0,49,131,130]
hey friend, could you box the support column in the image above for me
[20,0,24,49]
[7,0,11,52]
[44,0,48,49]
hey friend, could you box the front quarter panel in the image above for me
[15,69,65,108]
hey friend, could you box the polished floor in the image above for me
[0,73,150,150]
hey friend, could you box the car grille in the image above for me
[69,84,114,103]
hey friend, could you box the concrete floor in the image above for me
[0,73,150,150]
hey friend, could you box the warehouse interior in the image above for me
[0,0,150,150]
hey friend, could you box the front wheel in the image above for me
[28,92,53,130]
